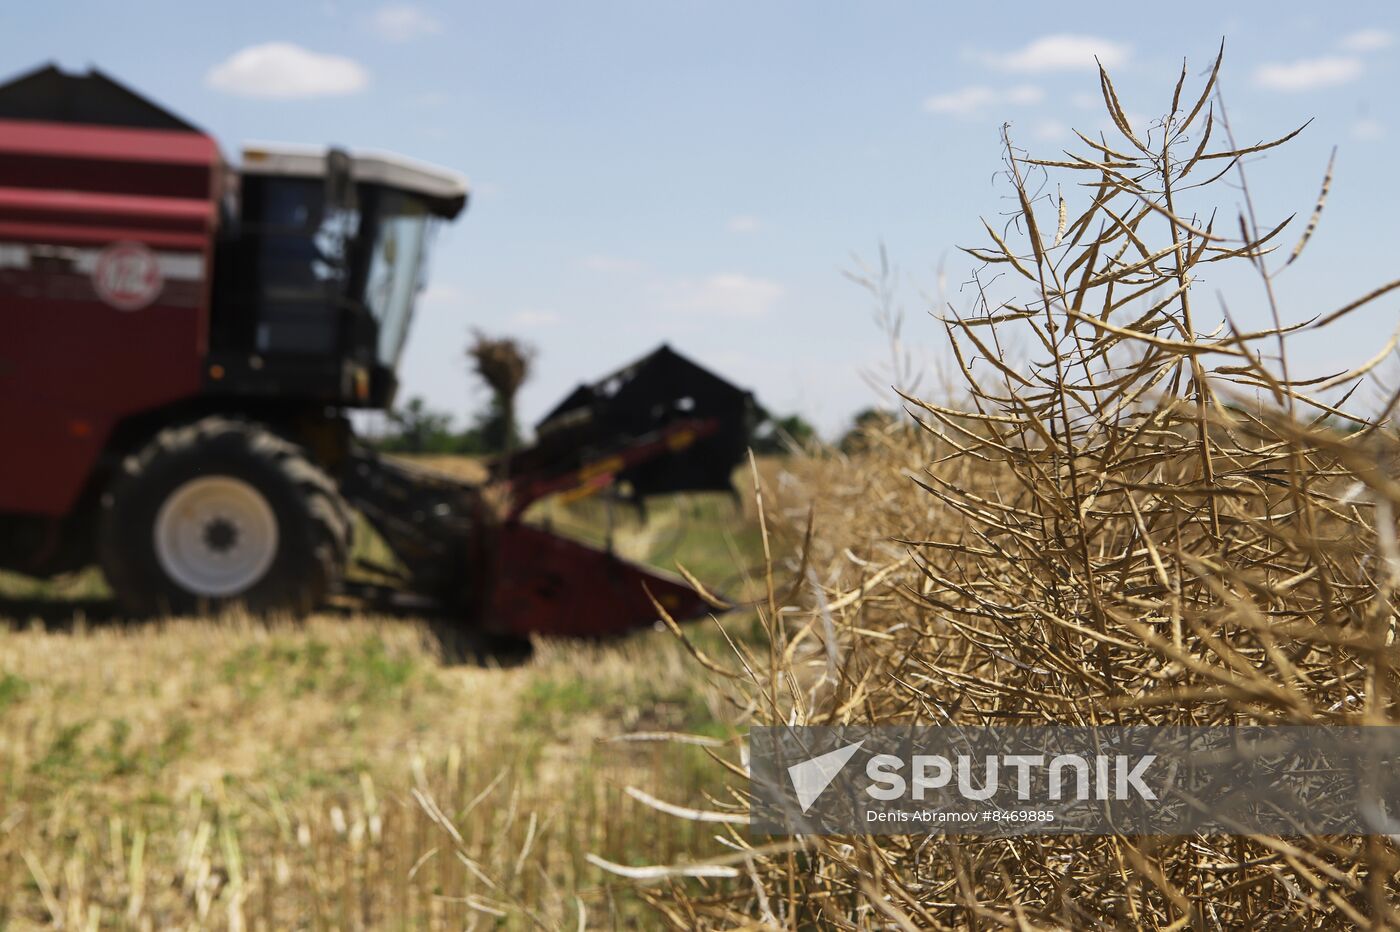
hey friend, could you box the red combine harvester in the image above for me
[0,65,754,636]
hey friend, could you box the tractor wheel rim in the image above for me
[154,476,279,598]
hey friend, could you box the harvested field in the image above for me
[0,615,744,928]
[0,478,771,929]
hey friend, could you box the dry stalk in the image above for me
[653,48,1400,929]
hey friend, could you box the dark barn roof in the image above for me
[0,64,202,132]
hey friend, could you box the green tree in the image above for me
[467,393,522,454]
[377,396,509,455]
[751,412,818,454]
[382,397,455,453]
[838,407,896,454]
[467,332,534,471]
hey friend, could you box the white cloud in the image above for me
[207,43,369,99]
[979,35,1130,73]
[924,84,1043,117]
[1353,118,1384,140]
[508,309,561,328]
[1032,119,1067,141]
[924,86,996,115]
[1340,28,1392,53]
[727,215,762,234]
[1253,56,1362,91]
[663,274,783,318]
[369,4,442,42]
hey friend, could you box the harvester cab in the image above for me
[208,142,467,410]
[0,64,754,635]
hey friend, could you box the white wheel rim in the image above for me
[153,476,279,597]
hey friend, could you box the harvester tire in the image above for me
[98,417,350,616]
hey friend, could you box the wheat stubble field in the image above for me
[0,481,774,929]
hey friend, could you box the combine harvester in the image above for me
[0,65,754,636]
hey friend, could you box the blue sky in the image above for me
[5,2,1399,435]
